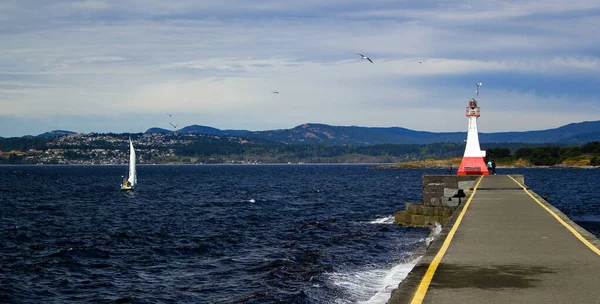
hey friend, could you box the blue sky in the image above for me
[1,0,600,137]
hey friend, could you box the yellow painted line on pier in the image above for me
[409,175,484,304]
[508,175,600,256]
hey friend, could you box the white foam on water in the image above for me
[368,215,395,224]
[327,256,422,304]
[423,222,442,247]
[325,223,443,303]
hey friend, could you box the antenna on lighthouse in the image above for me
[457,86,488,175]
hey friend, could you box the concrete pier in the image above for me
[389,175,600,304]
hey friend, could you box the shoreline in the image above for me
[0,163,395,166]
[375,164,599,169]
[0,163,597,168]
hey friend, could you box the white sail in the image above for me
[127,139,137,186]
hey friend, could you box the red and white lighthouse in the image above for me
[457,98,489,175]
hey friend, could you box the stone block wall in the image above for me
[395,203,458,226]
[395,175,481,227]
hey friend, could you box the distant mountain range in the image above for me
[144,121,600,145]
[30,120,600,146]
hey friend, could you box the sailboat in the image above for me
[120,138,137,191]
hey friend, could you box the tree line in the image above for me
[485,142,600,166]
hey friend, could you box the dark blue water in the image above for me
[0,166,598,304]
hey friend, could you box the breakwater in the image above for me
[389,174,600,304]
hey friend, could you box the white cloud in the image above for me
[346,0,600,21]
[0,0,599,136]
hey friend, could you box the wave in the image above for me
[326,257,421,304]
[424,222,442,247]
[324,222,441,304]
[368,215,395,224]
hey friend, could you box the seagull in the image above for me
[169,122,178,129]
[476,82,483,96]
[273,91,279,94]
[167,113,172,117]
[358,53,373,63]
[419,60,426,64]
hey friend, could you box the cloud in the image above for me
[64,56,129,64]
[0,0,599,137]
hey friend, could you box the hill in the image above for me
[37,130,77,138]
[145,120,600,146]
[177,125,251,136]
[145,125,251,137]
[246,123,465,145]
[7,120,599,146]
[145,127,173,134]
[478,121,600,144]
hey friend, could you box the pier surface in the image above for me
[389,175,600,304]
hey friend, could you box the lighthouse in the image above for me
[457,97,489,175]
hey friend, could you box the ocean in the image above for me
[1,165,598,303]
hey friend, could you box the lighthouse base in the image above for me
[457,157,489,175]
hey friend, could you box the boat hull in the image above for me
[120,185,134,191]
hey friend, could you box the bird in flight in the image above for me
[169,122,178,129]
[476,82,483,96]
[358,54,373,63]
[273,91,279,94]
[167,113,172,117]
[419,60,426,64]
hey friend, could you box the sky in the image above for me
[1,0,600,137]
